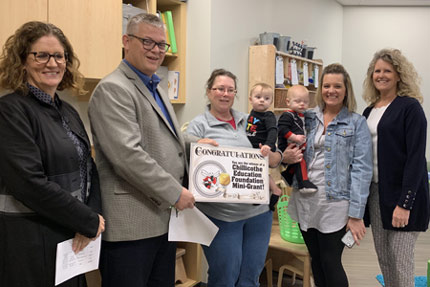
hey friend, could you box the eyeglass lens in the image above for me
[213,87,236,94]
[128,34,170,52]
[31,52,67,64]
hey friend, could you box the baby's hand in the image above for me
[259,144,271,157]
[289,134,306,145]
[295,134,306,145]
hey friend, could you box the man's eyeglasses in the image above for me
[29,52,67,64]
[128,34,170,53]
[211,87,237,95]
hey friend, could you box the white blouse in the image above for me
[288,120,349,233]
[366,105,389,183]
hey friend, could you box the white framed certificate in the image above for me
[189,143,269,204]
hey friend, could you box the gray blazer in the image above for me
[88,61,197,241]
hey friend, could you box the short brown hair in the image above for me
[249,82,273,101]
[205,68,237,92]
[0,21,85,95]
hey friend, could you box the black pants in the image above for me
[300,227,348,287]
[0,214,86,287]
[100,233,176,287]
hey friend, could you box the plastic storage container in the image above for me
[277,195,304,244]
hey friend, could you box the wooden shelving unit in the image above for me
[248,44,323,112]
[248,44,323,214]
[175,242,202,287]
[125,0,187,104]
[0,0,187,104]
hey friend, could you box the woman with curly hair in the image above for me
[363,48,430,287]
[0,21,104,286]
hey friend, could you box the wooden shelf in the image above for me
[248,45,323,113]
[156,0,187,104]
[276,50,323,66]
[175,242,202,286]
[0,0,187,104]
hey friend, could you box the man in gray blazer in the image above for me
[88,13,209,287]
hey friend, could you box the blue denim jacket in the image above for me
[302,106,373,219]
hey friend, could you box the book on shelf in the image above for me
[122,4,146,35]
[167,71,180,100]
[160,12,172,53]
[163,11,178,54]
[156,66,169,94]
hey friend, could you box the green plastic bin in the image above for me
[277,195,304,244]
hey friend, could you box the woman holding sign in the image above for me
[187,68,300,287]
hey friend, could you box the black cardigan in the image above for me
[363,96,430,231]
[0,91,101,237]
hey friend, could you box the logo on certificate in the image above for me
[189,143,269,204]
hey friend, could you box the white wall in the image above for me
[342,6,430,157]
[179,0,343,281]
[173,0,212,122]
[176,0,344,124]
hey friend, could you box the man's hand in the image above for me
[175,187,195,210]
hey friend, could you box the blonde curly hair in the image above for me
[0,21,85,95]
[362,48,422,105]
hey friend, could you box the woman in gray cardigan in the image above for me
[187,69,299,287]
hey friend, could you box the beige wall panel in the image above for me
[0,0,48,47]
[49,0,122,79]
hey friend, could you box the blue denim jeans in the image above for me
[203,210,273,287]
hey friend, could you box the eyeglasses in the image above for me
[211,87,237,95]
[29,52,67,64]
[128,34,170,52]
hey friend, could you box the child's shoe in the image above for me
[299,180,318,193]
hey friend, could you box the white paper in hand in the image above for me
[168,207,219,246]
[55,236,101,286]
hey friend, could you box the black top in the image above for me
[277,110,305,152]
[246,109,277,151]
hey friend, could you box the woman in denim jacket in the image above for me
[287,64,373,287]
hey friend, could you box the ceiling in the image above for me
[336,0,430,6]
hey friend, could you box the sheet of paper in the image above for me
[168,207,219,247]
[275,56,284,85]
[314,65,319,88]
[303,62,309,86]
[55,236,101,286]
[291,59,299,85]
